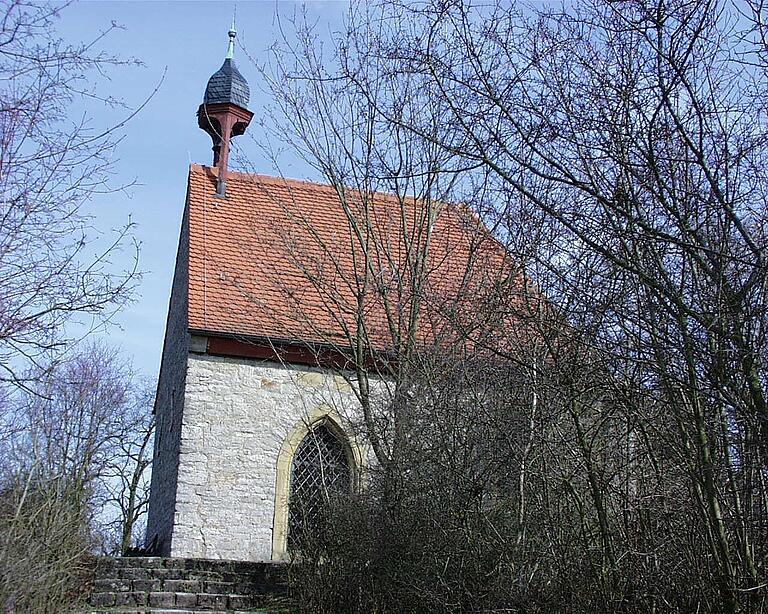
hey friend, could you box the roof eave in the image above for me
[187,327,391,372]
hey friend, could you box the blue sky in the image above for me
[55,1,347,378]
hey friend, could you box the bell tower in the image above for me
[197,21,253,196]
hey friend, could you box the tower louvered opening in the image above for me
[288,424,350,551]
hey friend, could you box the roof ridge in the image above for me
[189,163,452,203]
[188,163,505,251]
[191,163,343,191]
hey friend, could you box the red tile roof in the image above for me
[185,164,520,353]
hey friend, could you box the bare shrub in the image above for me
[263,1,768,612]
[0,344,153,612]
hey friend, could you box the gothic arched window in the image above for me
[287,423,350,550]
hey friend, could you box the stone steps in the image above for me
[86,611,274,614]
[81,556,290,614]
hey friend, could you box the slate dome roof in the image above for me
[203,58,250,108]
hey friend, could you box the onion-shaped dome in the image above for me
[203,24,250,109]
[204,58,249,108]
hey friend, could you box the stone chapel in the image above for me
[145,26,513,563]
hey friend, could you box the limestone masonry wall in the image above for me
[145,205,190,556]
[169,353,361,562]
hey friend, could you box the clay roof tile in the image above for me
[185,164,517,349]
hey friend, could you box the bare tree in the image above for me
[252,7,569,612]
[252,1,768,612]
[0,343,151,612]
[348,0,768,610]
[0,5,148,606]
[256,3,491,481]
[101,382,155,555]
[0,0,140,392]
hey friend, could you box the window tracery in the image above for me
[287,423,350,550]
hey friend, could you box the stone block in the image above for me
[334,375,352,392]
[164,578,201,592]
[228,593,257,609]
[196,592,228,609]
[152,567,185,579]
[232,559,268,575]
[233,580,263,594]
[296,371,324,388]
[119,567,151,580]
[204,580,234,594]
[93,578,130,592]
[89,592,116,607]
[124,556,162,568]
[114,591,147,607]
[189,335,208,353]
[132,578,161,592]
[174,591,198,608]
[104,556,133,568]
[148,591,176,607]
[163,556,191,569]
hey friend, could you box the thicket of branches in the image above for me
[0,2,150,612]
[0,0,139,389]
[262,1,768,612]
[0,344,154,612]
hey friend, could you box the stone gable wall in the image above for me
[169,353,363,561]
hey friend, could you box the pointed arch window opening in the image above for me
[287,422,351,551]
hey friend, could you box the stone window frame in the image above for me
[271,406,362,560]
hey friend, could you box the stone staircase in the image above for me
[82,556,290,613]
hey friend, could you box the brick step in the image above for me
[93,579,268,594]
[97,570,272,584]
[85,612,268,614]
[96,560,282,583]
[85,557,290,614]
[90,591,271,610]
[94,558,286,582]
